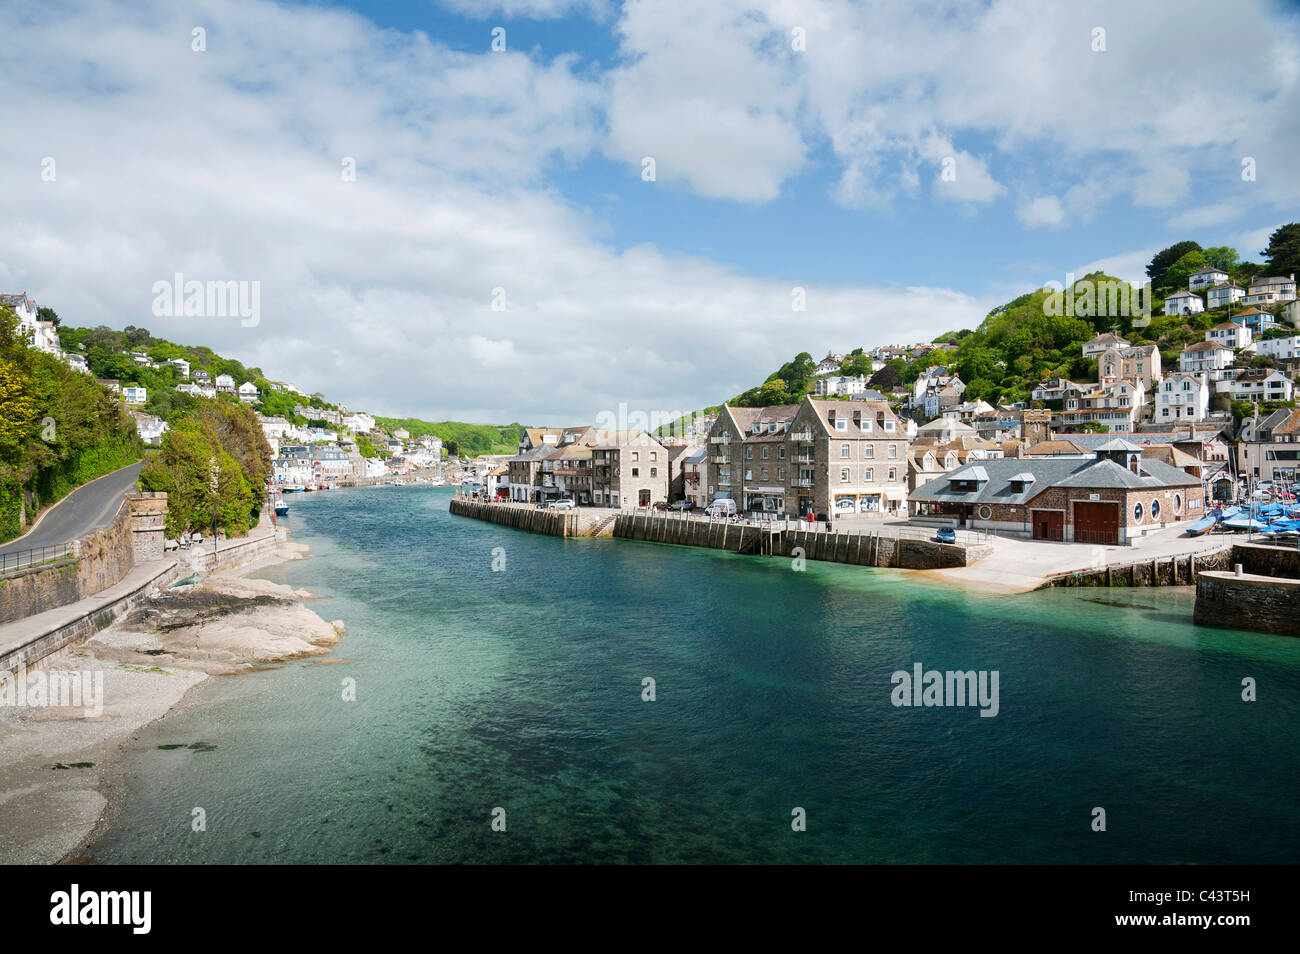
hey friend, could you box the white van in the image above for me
[705,498,737,517]
[551,499,576,511]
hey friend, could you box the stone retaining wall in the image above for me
[0,497,135,626]
[1194,571,1300,636]
[613,513,987,569]
[449,498,580,537]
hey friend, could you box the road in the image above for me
[0,462,144,558]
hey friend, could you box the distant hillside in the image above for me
[53,323,523,455]
[372,417,524,457]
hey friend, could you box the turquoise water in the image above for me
[90,487,1300,863]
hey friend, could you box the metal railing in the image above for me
[0,541,76,574]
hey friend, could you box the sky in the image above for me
[2,0,1298,424]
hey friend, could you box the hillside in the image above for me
[54,324,524,457]
[0,307,142,543]
[372,417,524,457]
[706,226,1299,414]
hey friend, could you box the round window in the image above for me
[978,504,992,520]
[1173,493,1182,514]
[1151,498,1161,520]
[1133,501,1143,522]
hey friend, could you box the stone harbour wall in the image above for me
[1194,571,1300,636]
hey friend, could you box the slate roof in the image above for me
[912,456,1199,504]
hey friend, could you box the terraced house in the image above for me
[705,397,909,518]
[590,429,670,508]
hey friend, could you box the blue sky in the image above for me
[2,0,1298,422]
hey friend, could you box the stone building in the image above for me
[590,429,670,508]
[910,441,1204,544]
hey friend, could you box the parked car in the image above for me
[668,500,695,511]
[935,526,957,545]
[550,499,576,511]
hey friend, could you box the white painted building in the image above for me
[1164,289,1204,315]
[1155,374,1211,423]
[1188,265,1229,290]
[1205,321,1252,350]
[1217,369,1294,403]
[238,381,260,403]
[215,374,235,392]
[1256,335,1300,361]
[1179,341,1236,380]
[1205,282,1245,309]
[122,385,148,405]
[814,374,869,397]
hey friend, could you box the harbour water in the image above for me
[89,487,1300,863]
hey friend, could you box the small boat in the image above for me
[1222,514,1267,532]
[274,502,289,517]
[1185,511,1220,536]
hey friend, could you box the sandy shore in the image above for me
[0,534,344,865]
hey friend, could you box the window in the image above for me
[778,446,785,459]
[760,468,767,480]
[778,468,786,480]
[761,447,769,459]
[841,444,850,458]
[888,467,897,481]
[840,468,849,482]
[650,452,657,460]
[888,444,897,458]
[864,468,874,481]
[864,444,874,458]
[884,419,895,432]
[835,419,848,432]
[1150,498,1160,520]
[745,447,753,459]
[1133,501,1143,522]
[650,468,657,477]
[631,468,639,476]
[632,452,639,461]
[745,469,753,481]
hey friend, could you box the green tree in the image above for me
[1201,246,1240,272]
[1164,250,1208,291]
[1147,240,1202,289]
[1261,222,1300,278]
[139,419,256,538]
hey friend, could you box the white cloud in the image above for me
[603,0,1300,220]
[1,0,985,424]
[1016,196,1066,229]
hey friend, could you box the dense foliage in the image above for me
[372,417,523,457]
[0,305,143,543]
[138,401,271,538]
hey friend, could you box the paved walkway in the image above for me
[0,559,176,663]
[924,524,1237,594]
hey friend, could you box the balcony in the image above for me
[791,478,814,488]
[709,435,731,445]
[794,454,814,464]
[710,454,730,465]
[790,430,814,442]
